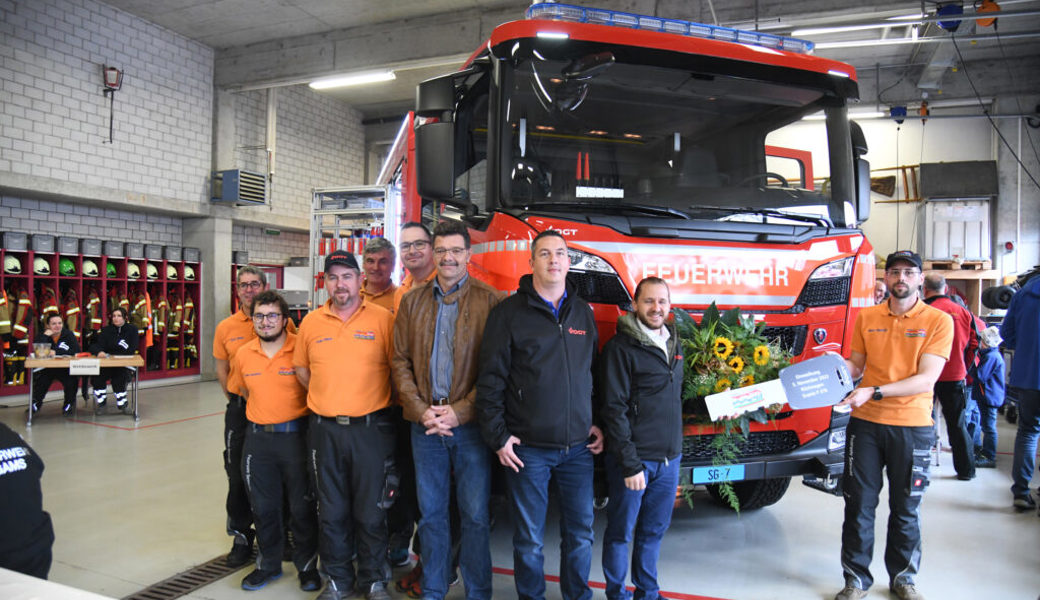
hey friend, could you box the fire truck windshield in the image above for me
[496,50,852,226]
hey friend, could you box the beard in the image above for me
[889,284,916,299]
[637,312,665,330]
[258,327,285,342]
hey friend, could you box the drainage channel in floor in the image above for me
[122,550,252,600]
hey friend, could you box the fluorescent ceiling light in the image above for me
[793,23,902,36]
[536,31,569,39]
[309,70,396,90]
[804,111,886,121]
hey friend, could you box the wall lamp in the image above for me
[102,64,123,143]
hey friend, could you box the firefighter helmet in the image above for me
[33,257,51,275]
[183,265,196,280]
[106,263,117,277]
[3,256,21,274]
[146,263,159,280]
[127,263,141,279]
[59,257,76,276]
[166,264,178,279]
[82,259,99,277]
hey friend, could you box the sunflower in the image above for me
[728,356,745,373]
[739,374,755,387]
[713,336,734,360]
[714,378,732,392]
[753,345,770,366]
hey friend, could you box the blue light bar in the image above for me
[526,3,815,54]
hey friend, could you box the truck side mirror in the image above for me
[850,120,870,223]
[416,74,455,118]
[416,121,455,201]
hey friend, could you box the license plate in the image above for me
[691,464,746,484]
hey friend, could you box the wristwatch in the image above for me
[872,386,883,401]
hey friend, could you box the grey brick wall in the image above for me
[0,0,214,201]
[232,224,308,265]
[231,85,365,224]
[1,194,182,245]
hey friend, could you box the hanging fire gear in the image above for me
[130,289,150,336]
[181,295,196,368]
[37,284,60,328]
[0,288,11,336]
[61,288,82,342]
[85,288,102,332]
[166,292,182,370]
[148,294,168,371]
[11,287,32,346]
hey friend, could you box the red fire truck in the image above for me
[383,3,876,509]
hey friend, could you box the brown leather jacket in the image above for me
[392,276,504,425]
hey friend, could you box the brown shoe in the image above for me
[834,583,868,600]
[891,581,925,600]
[395,561,422,595]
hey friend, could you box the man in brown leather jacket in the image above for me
[391,220,503,600]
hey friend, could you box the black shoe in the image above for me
[956,472,975,481]
[95,401,107,415]
[1014,494,1037,511]
[388,547,410,567]
[976,458,996,468]
[117,401,130,415]
[299,569,322,592]
[226,541,253,568]
[241,568,282,590]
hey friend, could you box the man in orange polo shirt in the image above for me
[833,250,954,600]
[392,222,436,314]
[213,265,296,567]
[360,237,397,313]
[294,250,396,600]
[234,291,319,593]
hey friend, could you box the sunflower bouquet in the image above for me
[675,303,791,420]
[674,303,794,512]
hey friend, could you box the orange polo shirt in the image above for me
[213,309,296,396]
[235,333,308,425]
[850,298,954,427]
[293,299,394,417]
[393,270,437,314]
[360,283,397,313]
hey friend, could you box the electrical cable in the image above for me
[950,31,1040,191]
[993,22,1040,168]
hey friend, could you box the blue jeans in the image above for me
[978,405,998,461]
[1011,388,1040,498]
[965,393,982,448]
[508,443,595,600]
[601,453,680,600]
[411,422,492,600]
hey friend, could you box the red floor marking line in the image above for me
[71,411,224,431]
[490,566,732,600]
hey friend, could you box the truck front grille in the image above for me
[681,430,801,463]
[798,277,851,307]
[759,325,807,355]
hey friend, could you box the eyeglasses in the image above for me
[252,312,283,323]
[885,268,920,277]
[433,247,468,257]
[238,281,263,290]
[400,240,430,252]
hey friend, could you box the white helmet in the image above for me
[127,263,141,279]
[166,264,178,279]
[3,256,21,274]
[82,259,99,277]
[33,257,51,275]
[146,263,159,280]
[183,265,196,280]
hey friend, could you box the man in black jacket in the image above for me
[0,422,54,579]
[31,313,81,416]
[89,306,139,414]
[476,229,604,600]
[598,277,683,600]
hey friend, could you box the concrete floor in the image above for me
[1,380,1038,599]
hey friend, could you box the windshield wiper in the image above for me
[521,201,690,220]
[686,205,829,226]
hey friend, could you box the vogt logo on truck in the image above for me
[381,3,877,509]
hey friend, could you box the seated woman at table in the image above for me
[89,307,138,415]
[31,314,81,416]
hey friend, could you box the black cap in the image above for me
[324,249,359,273]
[885,250,923,271]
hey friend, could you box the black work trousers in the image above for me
[934,380,976,478]
[223,395,254,544]
[92,367,130,394]
[841,417,933,590]
[31,369,77,407]
[387,407,420,557]
[310,413,397,591]
[242,425,318,573]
